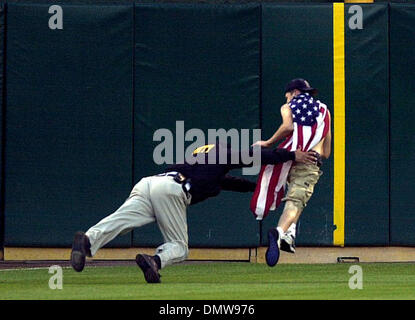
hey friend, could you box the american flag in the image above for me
[250,93,330,220]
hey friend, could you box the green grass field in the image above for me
[1,262,414,300]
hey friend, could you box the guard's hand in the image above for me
[294,148,318,164]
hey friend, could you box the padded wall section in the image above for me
[5,3,134,246]
[0,5,4,248]
[133,3,261,247]
[390,4,415,245]
[344,4,389,245]
[261,4,334,245]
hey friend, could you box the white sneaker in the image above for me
[280,234,296,254]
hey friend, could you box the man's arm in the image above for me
[220,175,256,192]
[253,104,293,148]
[321,111,332,159]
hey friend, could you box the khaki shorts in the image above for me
[282,163,322,212]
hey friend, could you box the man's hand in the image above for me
[252,140,271,148]
[294,148,318,165]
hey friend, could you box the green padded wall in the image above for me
[0,4,4,248]
[390,4,415,245]
[344,4,389,245]
[260,4,334,246]
[4,3,134,247]
[1,1,414,249]
[133,3,261,247]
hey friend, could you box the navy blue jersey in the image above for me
[165,144,295,205]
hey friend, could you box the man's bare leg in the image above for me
[277,201,302,233]
[275,201,303,254]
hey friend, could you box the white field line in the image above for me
[0,266,72,272]
[0,264,132,272]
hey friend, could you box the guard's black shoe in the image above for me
[280,234,296,254]
[265,228,281,267]
[136,254,161,283]
[70,231,91,272]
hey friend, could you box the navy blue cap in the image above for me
[285,78,318,96]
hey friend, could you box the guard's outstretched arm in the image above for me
[220,175,256,192]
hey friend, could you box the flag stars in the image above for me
[290,95,321,126]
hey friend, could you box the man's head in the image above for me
[284,78,317,103]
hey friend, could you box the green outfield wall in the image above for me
[390,3,415,246]
[344,3,389,245]
[260,3,334,246]
[132,3,261,247]
[4,3,134,247]
[0,5,4,251]
[0,2,414,250]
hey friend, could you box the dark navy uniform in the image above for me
[78,143,296,280]
[165,143,296,205]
